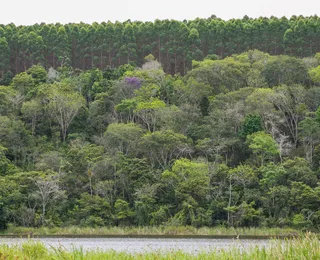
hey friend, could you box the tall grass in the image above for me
[0,236,319,260]
[2,225,304,237]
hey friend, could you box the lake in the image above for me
[0,237,272,253]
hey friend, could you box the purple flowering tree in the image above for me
[124,77,141,90]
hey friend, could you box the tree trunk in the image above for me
[158,35,161,63]
[228,179,232,225]
[42,203,46,225]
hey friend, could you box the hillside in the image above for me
[0,47,320,230]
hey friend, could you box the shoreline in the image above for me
[0,234,301,239]
[0,226,310,239]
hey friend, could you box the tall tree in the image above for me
[47,84,85,141]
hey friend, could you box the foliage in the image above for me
[0,26,320,231]
[1,16,320,77]
[247,131,279,166]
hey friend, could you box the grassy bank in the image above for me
[1,226,305,238]
[0,236,319,259]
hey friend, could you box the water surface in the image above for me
[0,237,271,253]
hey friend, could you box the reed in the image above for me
[1,225,305,237]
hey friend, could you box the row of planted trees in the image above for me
[2,15,320,77]
[0,50,320,230]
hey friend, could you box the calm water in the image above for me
[0,237,271,253]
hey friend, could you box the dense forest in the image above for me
[2,15,320,77]
[1,18,320,231]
